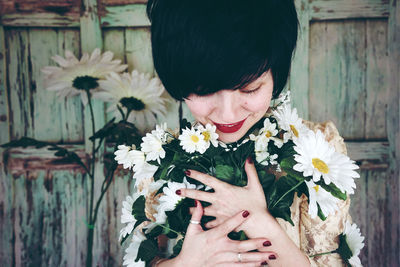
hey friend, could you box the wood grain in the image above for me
[0,26,10,144]
[101,4,150,27]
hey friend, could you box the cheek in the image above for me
[185,99,210,118]
[245,92,272,113]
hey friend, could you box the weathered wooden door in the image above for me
[0,0,399,266]
[290,0,400,266]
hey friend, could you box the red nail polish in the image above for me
[269,255,276,260]
[247,157,253,164]
[184,170,191,176]
[176,189,181,195]
[242,210,250,218]
[261,261,267,265]
[263,241,271,247]
[194,200,198,207]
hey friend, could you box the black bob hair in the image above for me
[147,0,299,101]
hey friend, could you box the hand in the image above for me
[163,200,276,267]
[180,157,272,230]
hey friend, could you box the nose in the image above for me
[214,90,243,123]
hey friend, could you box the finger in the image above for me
[213,210,250,237]
[204,218,224,229]
[218,251,276,265]
[185,169,224,190]
[245,157,262,189]
[230,238,272,252]
[180,188,215,203]
[218,263,260,267]
[186,200,203,235]
[190,205,217,217]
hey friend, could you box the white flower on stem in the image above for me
[141,127,167,164]
[122,230,146,267]
[272,104,308,142]
[42,48,127,104]
[95,70,168,132]
[114,145,145,170]
[342,222,365,267]
[154,178,196,224]
[293,130,360,194]
[197,124,219,148]
[253,118,279,151]
[178,127,208,154]
[133,162,159,192]
[255,151,278,166]
[119,193,140,242]
[305,180,339,219]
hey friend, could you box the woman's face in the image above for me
[184,71,274,143]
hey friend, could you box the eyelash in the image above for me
[242,87,260,95]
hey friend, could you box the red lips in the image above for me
[213,118,246,133]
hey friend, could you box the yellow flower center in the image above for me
[312,158,329,174]
[202,131,210,142]
[290,124,299,137]
[313,185,320,192]
[191,135,199,143]
[265,131,272,138]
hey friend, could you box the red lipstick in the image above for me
[213,118,246,133]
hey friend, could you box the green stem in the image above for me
[92,165,116,226]
[86,89,97,267]
[270,180,304,209]
[156,223,181,237]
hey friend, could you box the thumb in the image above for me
[186,200,203,236]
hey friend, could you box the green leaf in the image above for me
[132,196,149,229]
[280,157,305,181]
[215,165,234,183]
[119,233,130,246]
[319,182,347,201]
[1,137,49,148]
[317,203,327,221]
[172,239,184,257]
[136,239,158,262]
[337,234,353,263]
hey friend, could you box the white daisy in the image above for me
[114,145,145,170]
[253,118,279,151]
[293,130,360,194]
[255,151,278,166]
[197,124,219,148]
[123,230,146,267]
[141,130,166,164]
[133,162,159,191]
[95,70,168,132]
[119,193,140,242]
[42,48,127,104]
[272,104,308,142]
[155,178,196,223]
[344,222,365,266]
[305,180,339,219]
[178,127,208,154]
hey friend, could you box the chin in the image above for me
[216,129,247,143]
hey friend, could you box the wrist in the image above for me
[240,209,282,238]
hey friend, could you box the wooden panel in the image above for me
[6,29,35,139]
[0,159,13,266]
[365,19,389,139]
[0,26,10,144]
[0,0,81,15]
[1,13,81,28]
[310,0,389,20]
[291,0,310,119]
[101,0,147,5]
[309,20,367,139]
[387,0,400,265]
[12,170,88,266]
[101,4,150,27]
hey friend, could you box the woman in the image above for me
[146,0,351,266]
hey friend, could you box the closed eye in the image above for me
[241,86,260,95]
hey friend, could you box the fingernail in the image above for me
[261,261,267,266]
[263,241,271,247]
[247,157,253,164]
[269,255,276,260]
[184,170,191,176]
[194,200,198,207]
[176,189,181,195]
[242,210,250,218]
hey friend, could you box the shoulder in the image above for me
[302,120,347,155]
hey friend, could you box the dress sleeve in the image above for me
[299,121,351,266]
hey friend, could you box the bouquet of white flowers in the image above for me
[116,93,364,266]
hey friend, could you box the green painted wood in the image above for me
[365,19,389,140]
[310,0,389,20]
[57,30,85,143]
[309,20,367,140]
[0,159,13,266]
[6,29,35,139]
[125,28,154,75]
[101,4,150,28]
[387,0,400,265]
[291,0,310,119]
[0,26,10,144]
[1,13,81,28]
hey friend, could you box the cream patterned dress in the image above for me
[276,120,351,266]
